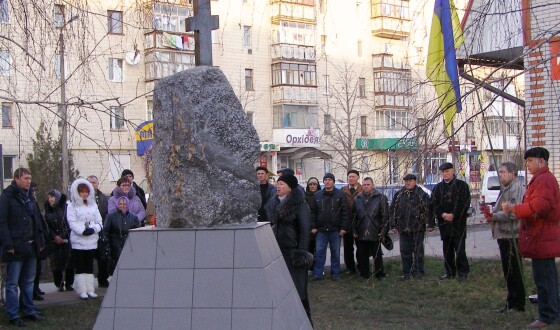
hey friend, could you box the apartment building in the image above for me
[1,0,473,193]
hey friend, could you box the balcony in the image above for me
[272,86,317,104]
[271,43,316,62]
[271,2,316,24]
[372,53,412,109]
[371,17,411,39]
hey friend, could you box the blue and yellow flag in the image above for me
[426,0,464,136]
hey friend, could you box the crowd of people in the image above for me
[0,147,558,328]
[0,169,147,327]
[260,147,560,329]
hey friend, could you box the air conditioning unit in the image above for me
[247,49,252,55]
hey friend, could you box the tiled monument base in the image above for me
[93,222,312,330]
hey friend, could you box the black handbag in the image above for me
[291,249,314,268]
[97,232,112,261]
[380,234,394,251]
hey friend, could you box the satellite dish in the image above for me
[125,51,140,65]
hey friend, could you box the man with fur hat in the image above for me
[430,162,471,281]
[503,147,560,329]
[309,173,350,281]
[341,169,362,274]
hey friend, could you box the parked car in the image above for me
[481,170,526,206]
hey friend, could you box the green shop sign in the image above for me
[356,138,418,150]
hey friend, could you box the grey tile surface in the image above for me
[195,230,234,268]
[255,224,282,267]
[191,308,231,330]
[114,308,153,330]
[233,229,263,268]
[101,271,118,308]
[93,308,114,330]
[232,309,272,330]
[152,308,191,330]
[272,290,311,330]
[265,257,293,307]
[156,230,196,269]
[232,268,273,308]
[192,269,233,308]
[115,269,155,308]
[119,231,158,269]
[154,269,193,308]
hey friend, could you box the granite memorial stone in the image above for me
[151,66,260,228]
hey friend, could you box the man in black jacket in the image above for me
[256,166,276,221]
[309,173,350,281]
[431,163,471,281]
[87,175,110,288]
[0,168,46,326]
[390,174,434,280]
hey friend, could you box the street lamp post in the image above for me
[59,15,79,195]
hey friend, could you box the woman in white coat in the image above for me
[67,178,103,300]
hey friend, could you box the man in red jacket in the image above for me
[503,147,560,329]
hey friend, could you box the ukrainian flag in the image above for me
[426,0,464,136]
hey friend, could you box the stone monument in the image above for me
[93,3,312,329]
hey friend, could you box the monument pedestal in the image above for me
[94,222,312,330]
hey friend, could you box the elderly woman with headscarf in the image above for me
[264,174,313,326]
[67,179,103,300]
[44,189,74,292]
[104,196,140,275]
[108,177,145,225]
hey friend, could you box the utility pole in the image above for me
[59,15,79,195]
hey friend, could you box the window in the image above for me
[54,4,65,27]
[271,63,316,86]
[373,70,412,94]
[273,105,318,129]
[0,0,9,23]
[371,0,410,19]
[273,21,315,46]
[324,114,332,135]
[145,51,195,80]
[153,4,192,33]
[2,102,12,127]
[357,40,362,57]
[245,68,253,91]
[359,77,366,98]
[54,54,68,79]
[110,106,125,129]
[485,116,520,136]
[147,99,153,121]
[465,120,474,140]
[375,110,412,130]
[360,116,367,136]
[0,50,10,76]
[389,154,399,184]
[246,111,254,124]
[243,25,252,47]
[425,152,447,183]
[108,58,123,82]
[323,75,329,95]
[108,11,123,34]
[3,155,14,180]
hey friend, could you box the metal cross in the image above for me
[186,0,219,66]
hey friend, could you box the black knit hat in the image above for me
[323,173,335,182]
[402,174,417,181]
[347,169,360,177]
[439,162,454,171]
[121,169,134,177]
[524,147,549,162]
[277,174,298,190]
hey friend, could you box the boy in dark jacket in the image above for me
[309,173,350,281]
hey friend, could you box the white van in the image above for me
[481,170,526,206]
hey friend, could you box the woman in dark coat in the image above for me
[305,177,321,269]
[265,174,312,325]
[104,196,140,274]
[44,189,74,292]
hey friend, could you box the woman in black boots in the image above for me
[44,189,74,292]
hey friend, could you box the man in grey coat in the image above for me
[481,162,526,313]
